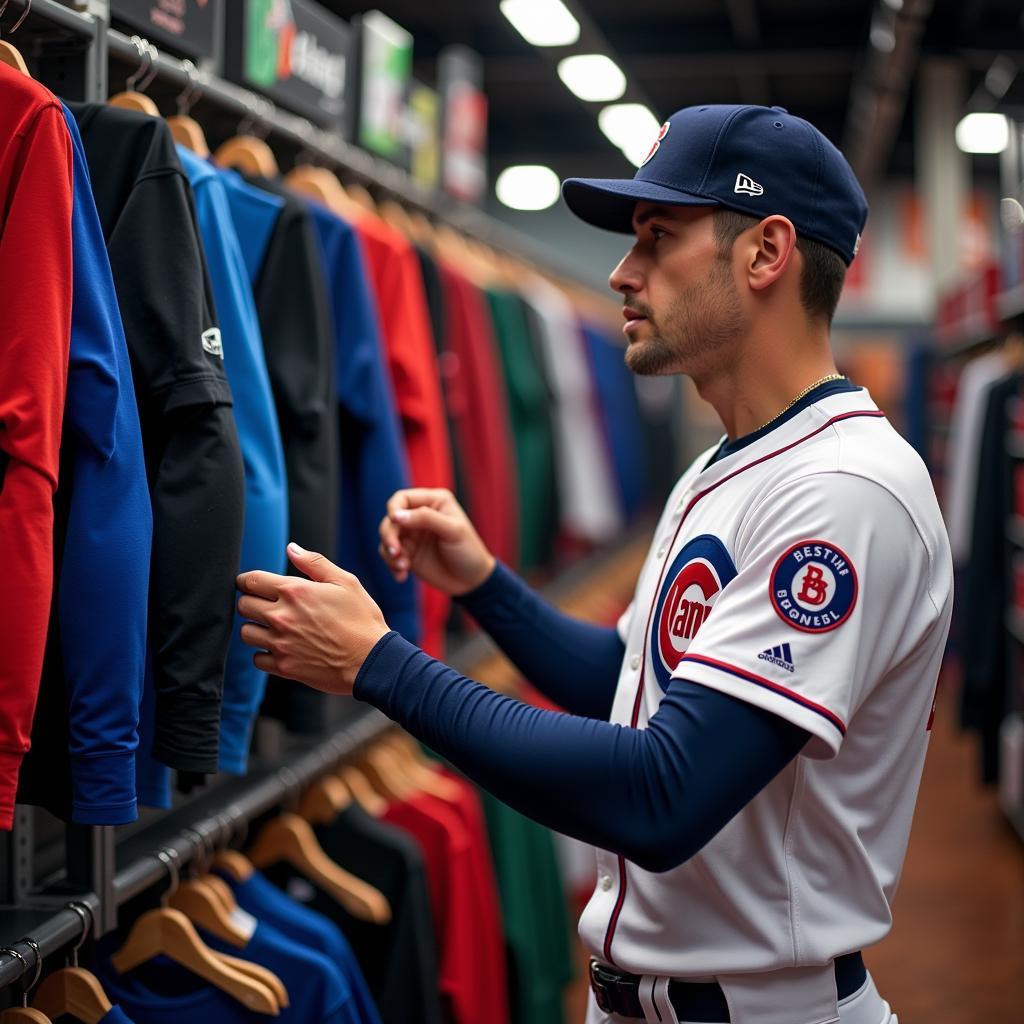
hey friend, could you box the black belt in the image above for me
[589,951,866,1022]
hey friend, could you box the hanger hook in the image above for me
[65,901,93,968]
[0,947,31,1006]
[124,35,149,92]
[176,59,202,116]
[20,938,42,998]
[0,0,30,36]
[155,846,180,903]
[139,40,160,93]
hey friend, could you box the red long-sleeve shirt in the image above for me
[355,216,454,658]
[0,66,73,828]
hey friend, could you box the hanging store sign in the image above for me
[112,0,223,61]
[408,81,440,190]
[353,10,413,163]
[225,0,351,128]
[439,45,487,204]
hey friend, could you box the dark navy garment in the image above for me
[580,323,649,522]
[305,201,418,643]
[98,1008,136,1024]
[706,377,862,466]
[178,146,288,773]
[355,627,809,873]
[222,869,381,1024]
[202,920,363,1024]
[17,105,151,825]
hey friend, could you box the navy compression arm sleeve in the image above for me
[354,633,809,873]
[457,561,624,719]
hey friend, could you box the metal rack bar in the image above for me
[104,28,600,289]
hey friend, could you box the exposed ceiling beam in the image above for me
[844,0,934,189]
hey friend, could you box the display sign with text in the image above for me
[112,0,223,61]
[225,0,350,128]
[354,10,413,162]
[408,81,440,190]
[439,45,487,204]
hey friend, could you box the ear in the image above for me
[746,215,798,292]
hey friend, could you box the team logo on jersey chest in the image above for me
[770,539,858,633]
[650,535,736,691]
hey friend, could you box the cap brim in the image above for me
[561,177,719,232]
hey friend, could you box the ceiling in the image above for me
[320,0,1024,187]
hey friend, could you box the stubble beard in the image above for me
[624,256,745,378]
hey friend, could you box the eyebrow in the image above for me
[632,205,676,229]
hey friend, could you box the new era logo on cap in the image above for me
[734,172,763,196]
[757,643,795,673]
[202,327,224,359]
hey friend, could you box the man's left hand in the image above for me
[237,543,390,695]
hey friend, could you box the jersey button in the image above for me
[657,544,667,558]
[629,654,641,670]
[600,875,613,891]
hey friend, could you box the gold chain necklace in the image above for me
[753,373,845,433]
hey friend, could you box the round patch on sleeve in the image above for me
[770,539,858,633]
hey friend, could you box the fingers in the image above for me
[237,570,289,599]
[237,594,276,624]
[389,505,464,542]
[253,651,280,675]
[286,542,348,585]
[385,488,453,519]
[240,622,276,651]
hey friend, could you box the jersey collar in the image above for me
[700,384,878,477]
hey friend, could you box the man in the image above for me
[238,105,952,1024]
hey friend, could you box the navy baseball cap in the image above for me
[562,104,868,265]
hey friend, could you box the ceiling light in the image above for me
[955,112,1009,154]
[496,165,561,211]
[499,0,580,47]
[598,103,661,166]
[557,54,626,102]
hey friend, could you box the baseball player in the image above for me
[237,104,953,1024]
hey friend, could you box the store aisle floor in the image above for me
[563,671,1024,1023]
[866,675,1024,1022]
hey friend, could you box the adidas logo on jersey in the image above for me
[758,643,795,672]
[734,172,763,196]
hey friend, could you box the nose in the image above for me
[609,246,643,296]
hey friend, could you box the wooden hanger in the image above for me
[0,1009,50,1023]
[382,733,463,801]
[211,849,254,882]
[299,774,352,826]
[168,879,251,949]
[214,136,279,179]
[110,908,279,1015]
[213,954,288,1009]
[108,91,160,115]
[167,60,209,157]
[32,968,110,1024]
[345,182,378,214]
[407,211,438,249]
[0,40,29,76]
[168,115,210,157]
[337,765,387,818]
[356,745,417,803]
[201,873,239,914]
[379,200,416,239]
[248,813,391,924]
[284,165,365,221]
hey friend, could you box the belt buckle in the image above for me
[589,959,615,1013]
[589,959,645,1018]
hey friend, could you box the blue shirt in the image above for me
[222,870,380,1024]
[178,146,289,773]
[580,323,649,523]
[58,104,152,824]
[203,920,362,1024]
[305,202,418,643]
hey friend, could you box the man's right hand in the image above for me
[378,488,496,597]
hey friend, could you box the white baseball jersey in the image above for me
[579,387,953,988]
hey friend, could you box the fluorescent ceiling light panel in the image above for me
[955,112,1009,154]
[496,164,562,210]
[499,0,580,47]
[557,54,627,102]
[599,103,661,166]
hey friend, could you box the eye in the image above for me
[649,225,668,242]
